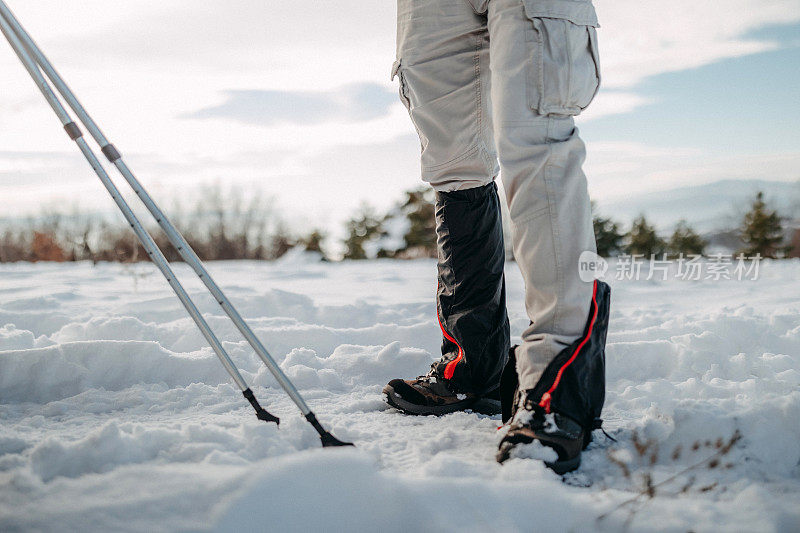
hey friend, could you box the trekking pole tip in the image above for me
[319,432,355,448]
[243,388,280,425]
[255,409,280,425]
[305,412,354,447]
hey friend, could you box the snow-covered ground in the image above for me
[1,256,799,532]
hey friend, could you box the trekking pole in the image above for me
[0,11,278,426]
[0,2,352,447]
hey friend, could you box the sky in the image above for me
[1,0,799,235]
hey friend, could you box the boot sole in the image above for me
[382,384,478,416]
[547,454,581,475]
[496,440,581,474]
[470,397,502,416]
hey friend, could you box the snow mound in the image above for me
[0,324,37,351]
[29,420,296,482]
[0,341,227,404]
[213,449,597,532]
[265,342,432,391]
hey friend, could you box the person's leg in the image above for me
[384,0,510,415]
[487,0,610,470]
[489,0,599,392]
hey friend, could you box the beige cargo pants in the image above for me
[393,0,601,390]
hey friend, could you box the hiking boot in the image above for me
[496,390,584,474]
[383,371,488,416]
[471,386,502,415]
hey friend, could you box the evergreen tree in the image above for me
[299,229,327,260]
[626,215,666,257]
[343,205,384,260]
[269,222,294,260]
[590,200,624,257]
[593,214,624,257]
[668,220,706,256]
[739,191,784,258]
[401,188,437,258]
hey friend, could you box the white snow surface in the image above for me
[1,259,799,532]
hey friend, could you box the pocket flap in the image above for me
[391,59,402,81]
[521,0,599,27]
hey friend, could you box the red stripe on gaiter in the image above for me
[437,282,464,380]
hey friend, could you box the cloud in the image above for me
[33,0,396,90]
[595,0,800,88]
[22,0,798,93]
[185,84,396,126]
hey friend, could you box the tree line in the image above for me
[0,185,323,263]
[592,191,792,259]
[1,187,796,263]
[342,189,798,260]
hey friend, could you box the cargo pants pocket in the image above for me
[391,59,427,152]
[522,0,601,117]
[391,59,411,110]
